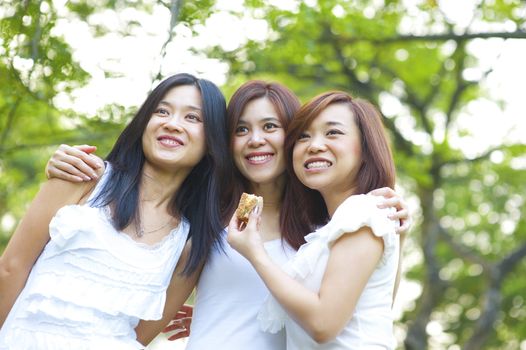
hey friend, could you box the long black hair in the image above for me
[92,73,232,274]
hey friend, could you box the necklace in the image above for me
[135,217,174,237]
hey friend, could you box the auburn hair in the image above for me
[222,80,301,224]
[282,91,396,249]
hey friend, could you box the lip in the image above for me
[157,135,184,148]
[303,157,333,172]
[245,152,274,165]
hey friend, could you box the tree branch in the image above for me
[323,23,376,102]
[497,241,526,279]
[0,133,117,156]
[0,97,22,152]
[463,242,526,349]
[341,30,526,44]
[405,190,448,349]
[442,145,502,165]
[151,0,183,84]
[322,23,417,156]
[375,63,432,135]
[438,224,490,269]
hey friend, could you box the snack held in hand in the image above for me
[236,193,263,224]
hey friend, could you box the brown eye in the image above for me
[263,122,279,131]
[327,129,343,136]
[298,132,309,140]
[186,114,202,122]
[235,126,249,134]
[155,108,170,116]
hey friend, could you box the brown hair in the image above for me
[282,91,396,249]
[221,80,301,225]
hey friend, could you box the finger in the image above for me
[180,304,193,316]
[64,146,103,172]
[228,214,240,233]
[49,157,94,181]
[62,154,100,179]
[167,329,190,341]
[163,323,183,333]
[389,208,409,221]
[246,206,260,230]
[377,196,402,210]
[73,144,97,154]
[369,187,395,197]
[396,219,412,235]
[48,160,91,181]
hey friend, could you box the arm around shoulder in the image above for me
[0,176,99,326]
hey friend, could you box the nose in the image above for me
[163,114,184,133]
[248,130,266,147]
[307,135,327,153]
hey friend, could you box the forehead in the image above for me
[239,97,279,122]
[161,85,202,108]
[310,103,354,128]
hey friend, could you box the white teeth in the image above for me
[160,138,179,146]
[248,155,271,162]
[306,161,331,169]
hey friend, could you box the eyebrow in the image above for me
[238,116,281,124]
[159,100,202,111]
[325,121,345,126]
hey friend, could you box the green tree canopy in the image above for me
[1,0,525,348]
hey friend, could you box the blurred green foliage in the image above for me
[1,0,525,349]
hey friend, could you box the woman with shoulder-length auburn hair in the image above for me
[228,91,403,349]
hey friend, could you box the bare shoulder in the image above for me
[39,177,99,207]
[331,226,384,252]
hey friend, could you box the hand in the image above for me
[226,203,266,261]
[368,187,412,235]
[45,144,104,182]
[163,304,193,341]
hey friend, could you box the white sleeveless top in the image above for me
[0,165,190,349]
[185,232,295,350]
[258,194,400,349]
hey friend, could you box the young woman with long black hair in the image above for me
[0,73,231,349]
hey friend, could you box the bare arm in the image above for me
[228,210,383,343]
[135,242,202,346]
[45,144,104,182]
[392,233,405,304]
[0,177,98,327]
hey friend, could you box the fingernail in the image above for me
[91,173,98,179]
[83,176,92,181]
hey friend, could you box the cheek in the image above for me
[292,146,304,177]
[231,137,245,166]
[191,125,207,155]
[351,143,361,157]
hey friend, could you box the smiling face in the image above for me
[142,84,206,172]
[232,97,286,186]
[292,103,362,197]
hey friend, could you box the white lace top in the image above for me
[0,165,189,349]
[258,194,400,349]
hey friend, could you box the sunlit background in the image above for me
[1,0,525,349]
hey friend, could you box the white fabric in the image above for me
[0,165,190,349]
[185,233,295,350]
[258,194,400,350]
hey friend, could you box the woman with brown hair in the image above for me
[228,91,402,349]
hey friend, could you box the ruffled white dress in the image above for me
[258,194,400,349]
[0,166,190,349]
